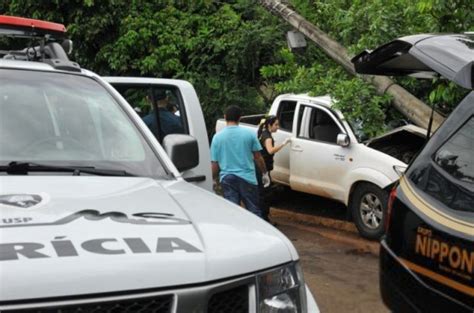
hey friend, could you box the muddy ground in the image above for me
[275,221,388,313]
[269,186,389,313]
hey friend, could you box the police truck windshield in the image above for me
[0,69,166,178]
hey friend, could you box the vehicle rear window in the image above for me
[434,117,474,184]
[424,116,474,212]
[277,100,297,132]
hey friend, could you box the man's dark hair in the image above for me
[152,88,168,101]
[225,105,242,122]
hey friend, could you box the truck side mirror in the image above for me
[337,133,350,147]
[163,134,199,172]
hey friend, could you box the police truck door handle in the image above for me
[292,145,303,152]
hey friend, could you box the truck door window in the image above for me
[311,109,340,144]
[113,85,188,142]
[297,106,340,144]
[276,100,297,132]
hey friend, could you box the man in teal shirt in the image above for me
[211,105,267,218]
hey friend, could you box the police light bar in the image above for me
[0,15,79,71]
[0,15,66,38]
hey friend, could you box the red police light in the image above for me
[0,15,66,33]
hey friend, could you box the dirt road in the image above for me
[275,221,389,313]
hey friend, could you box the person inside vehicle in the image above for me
[166,102,179,115]
[142,88,184,139]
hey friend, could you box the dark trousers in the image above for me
[255,167,271,221]
[220,174,263,218]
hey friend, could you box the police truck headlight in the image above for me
[257,262,307,313]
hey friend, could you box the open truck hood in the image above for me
[352,33,474,89]
[364,124,427,164]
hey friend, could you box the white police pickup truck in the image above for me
[0,16,318,312]
[216,94,426,239]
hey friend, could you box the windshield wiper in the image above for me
[1,162,136,177]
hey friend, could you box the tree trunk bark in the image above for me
[260,0,444,130]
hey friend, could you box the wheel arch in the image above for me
[345,168,395,219]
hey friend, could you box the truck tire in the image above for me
[351,183,388,240]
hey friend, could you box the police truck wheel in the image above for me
[351,183,388,240]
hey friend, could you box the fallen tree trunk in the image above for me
[260,0,444,130]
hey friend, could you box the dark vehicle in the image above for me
[352,33,473,312]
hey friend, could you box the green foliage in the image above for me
[1,1,128,71]
[259,0,473,136]
[1,0,285,134]
[416,0,473,32]
[261,48,391,137]
[1,0,471,137]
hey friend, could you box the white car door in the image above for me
[289,102,353,202]
[103,77,212,192]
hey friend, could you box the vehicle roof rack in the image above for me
[0,15,81,72]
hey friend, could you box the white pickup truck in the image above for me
[0,16,318,312]
[216,93,426,239]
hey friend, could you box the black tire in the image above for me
[351,183,388,240]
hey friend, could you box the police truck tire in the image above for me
[351,183,388,240]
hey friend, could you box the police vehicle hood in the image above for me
[0,176,297,301]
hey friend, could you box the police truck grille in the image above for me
[2,279,253,312]
[2,295,173,313]
[208,285,248,313]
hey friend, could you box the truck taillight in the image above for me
[385,187,397,232]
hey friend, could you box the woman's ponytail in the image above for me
[257,118,266,139]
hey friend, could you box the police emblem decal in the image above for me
[0,194,43,208]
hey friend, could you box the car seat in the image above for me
[312,112,340,143]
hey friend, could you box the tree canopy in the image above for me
[261,0,472,136]
[2,0,472,137]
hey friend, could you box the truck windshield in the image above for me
[0,69,166,178]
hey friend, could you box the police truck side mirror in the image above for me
[163,134,199,172]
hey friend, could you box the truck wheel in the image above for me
[351,183,388,240]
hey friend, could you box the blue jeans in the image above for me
[221,174,263,218]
